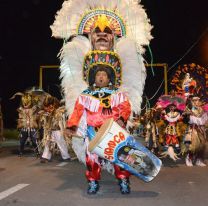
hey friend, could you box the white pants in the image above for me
[42,130,70,160]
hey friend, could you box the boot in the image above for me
[195,159,206,167]
[18,152,23,157]
[40,158,49,163]
[118,178,130,194]
[87,180,99,195]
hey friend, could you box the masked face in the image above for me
[91,27,114,51]
[169,105,176,112]
[44,104,55,113]
[192,98,200,107]
[21,94,32,108]
[95,71,110,88]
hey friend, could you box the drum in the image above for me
[88,118,162,182]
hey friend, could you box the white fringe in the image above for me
[111,92,127,108]
[75,91,128,113]
[165,114,181,123]
[78,95,100,112]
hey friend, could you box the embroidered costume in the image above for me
[16,93,39,156]
[156,95,186,161]
[51,0,152,194]
[184,96,208,167]
[39,96,70,162]
[143,109,158,153]
[163,107,181,148]
[67,88,131,129]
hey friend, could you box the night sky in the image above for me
[0,0,207,128]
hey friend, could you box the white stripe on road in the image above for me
[0,184,29,200]
[56,162,68,167]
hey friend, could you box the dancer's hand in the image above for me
[116,118,125,128]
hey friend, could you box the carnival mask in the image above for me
[21,94,32,108]
[43,96,59,113]
[91,27,114,51]
[44,104,55,113]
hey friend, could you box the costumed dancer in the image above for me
[182,73,196,97]
[51,0,152,194]
[16,93,39,156]
[68,56,133,194]
[162,104,181,152]
[170,64,208,100]
[183,95,208,166]
[10,88,50,155]
[39,95,70,163]
[143,109,159,153]
[132,115,144,137]
[157,95,186,161]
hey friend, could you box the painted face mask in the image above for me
[21,94,32,108]
[91,26,114,51]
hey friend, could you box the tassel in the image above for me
[78,95,100,112]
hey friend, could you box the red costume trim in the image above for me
[85,155,131,181]
[67,94,131,128]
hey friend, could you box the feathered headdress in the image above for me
[156,95,186,111]
[51,0,152,52]
[52,0,152,115]
[83,50,122,87]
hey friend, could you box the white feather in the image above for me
[72,136,86,164]
[59,36,91,115]
[116,37,146,114]
[51,0,153,52]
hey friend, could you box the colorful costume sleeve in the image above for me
[189,112,208,125]
[66,99,84,128]
[112,100,131,122]
[67,91,131,128]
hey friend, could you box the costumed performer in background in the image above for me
[39,95,71,163]
[183,95,208,167]
[16,93,39,156]
[182,73,196,98]
[156,95,186,161]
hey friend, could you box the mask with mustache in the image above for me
[91,27,114,51]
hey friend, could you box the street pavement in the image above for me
[0,144,208,206]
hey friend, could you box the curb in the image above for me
[0,140,19,147]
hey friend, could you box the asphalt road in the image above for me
[0,145,208,206]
